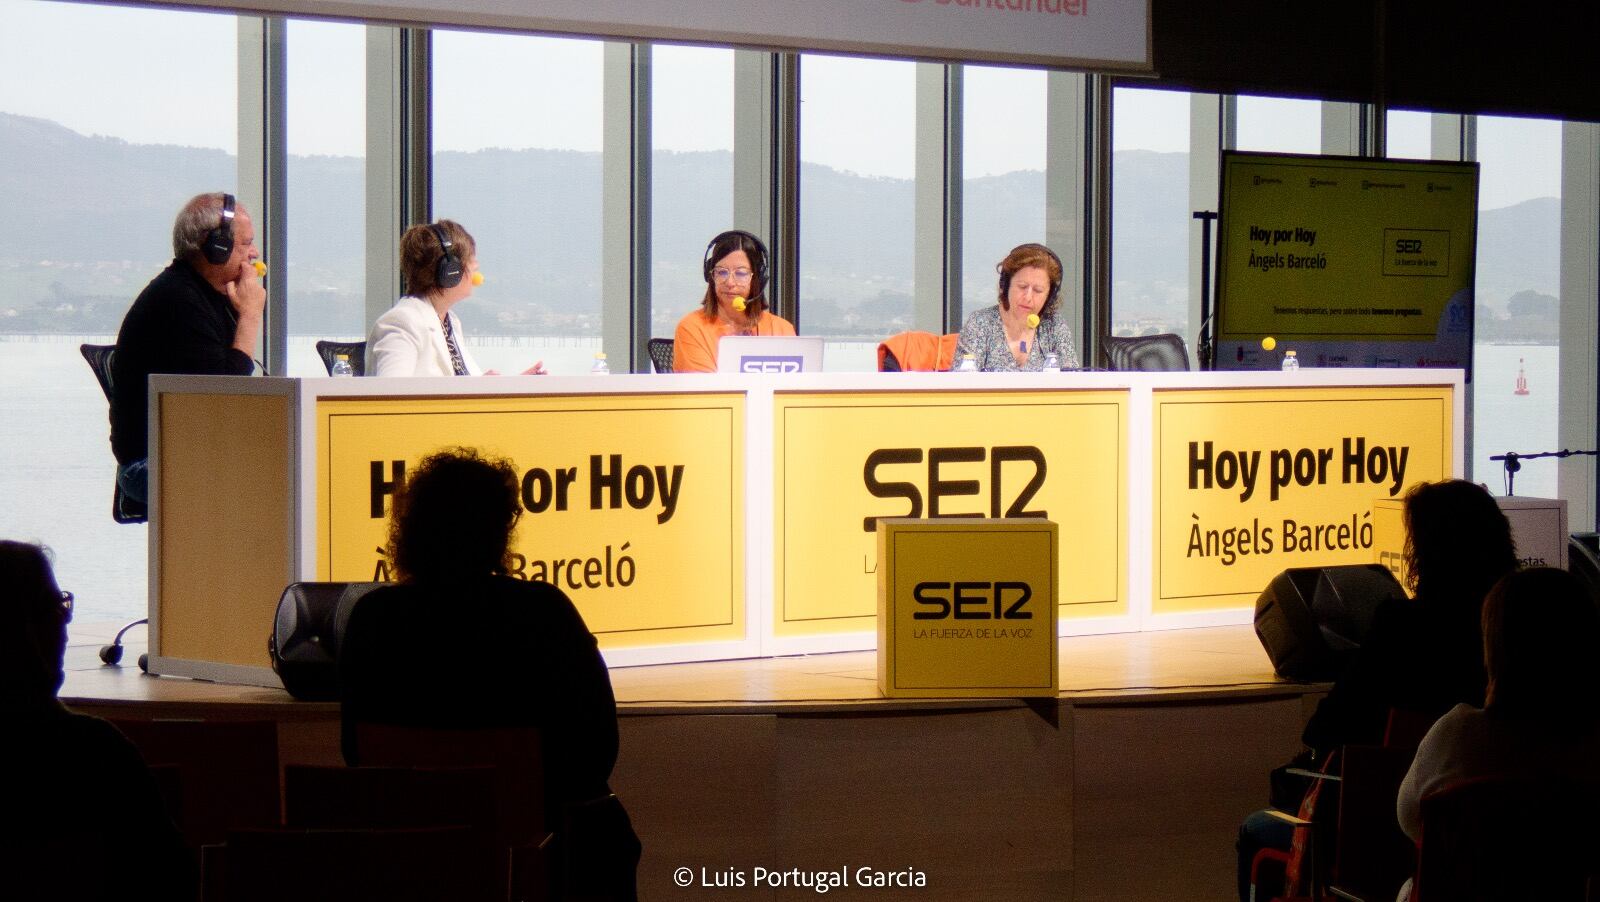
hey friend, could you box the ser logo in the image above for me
[862,446,1047,531]
[913,581,1033,620]
[1394,238,1424,254]
[741,355,803,373]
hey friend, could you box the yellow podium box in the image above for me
[877,518,1059,698]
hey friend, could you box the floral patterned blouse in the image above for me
[953,306,1081,372]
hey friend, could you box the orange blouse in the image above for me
[672,308,797,373]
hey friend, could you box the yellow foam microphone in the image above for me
[1026,313,1040,329]
[732,296,747,312]
[252,261,267,277]
[1261,336,1277,351]
[471,271,485,287]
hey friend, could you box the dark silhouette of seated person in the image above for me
[1237,479,1518,901]
[0,540,191,901]
[1397,566,1600,841]
[338,448,639,898]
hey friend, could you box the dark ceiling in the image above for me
[1129,0,1597,123]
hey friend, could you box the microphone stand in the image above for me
[1193,211,1218,370]
[1489,448,1597,496]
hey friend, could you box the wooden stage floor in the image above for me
[61,622,1295,711]
[61,623,1322,901]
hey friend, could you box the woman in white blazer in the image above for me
[367,220,544,377]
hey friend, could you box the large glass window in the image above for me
[961,65,1047,323]
[286,19,365,377]
[799,54,916,371]
[1111,86,1191,339]
[650,44,734,342]
[1385,110,1434,161]
[431,31,605,375]
[1235,95,1321,154]
[1472,116,1562,496]
[0,0,237,631]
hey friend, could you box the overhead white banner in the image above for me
[128,0,1151,71]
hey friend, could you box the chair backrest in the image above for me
[1103,333,1191,371]
[284,765,505,901]
[878,331,960,372]
[315,339,367,376]
[1417,777,1600,901]
[222,827,490,902]
[79,343,147,524]
[284,765,498,832]
[351,724,545,847]
[80,343,117,400]
[1331,744,1417,902]
[647,337,675,373]
[109,719,281,849]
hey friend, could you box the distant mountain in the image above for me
[0,111,1562,336]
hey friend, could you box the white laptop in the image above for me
[716,335,825,374]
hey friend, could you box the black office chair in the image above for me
[647,338,675,374]
[1103,333,1191,371]
[79,344,151,671]
[315,340,367,376]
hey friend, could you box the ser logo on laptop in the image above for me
[718,336,825,374]
[740,356,803,374]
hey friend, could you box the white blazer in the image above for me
[366,296,483,377]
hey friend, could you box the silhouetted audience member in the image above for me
[1302,479,1517,754]
[338,448,639,900]
[1238,480,1517,902]
[0,540,192,901]
[1397,567,1600,841]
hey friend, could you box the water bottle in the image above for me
[1281,350,1299,372]
[1042,352,1060,371]
[590,352,610,376]
[330,354,353,378]
[955,354,977,373]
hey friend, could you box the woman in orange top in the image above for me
[673,230,796,372]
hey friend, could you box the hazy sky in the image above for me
[0,0,1565,208]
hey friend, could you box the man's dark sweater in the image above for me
[110,259,254,465]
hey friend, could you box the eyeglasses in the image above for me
[59,590,74,621]
[712,268,753,283]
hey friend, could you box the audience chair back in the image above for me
[219,826,490,902]
[1103,333,1191,371]
[647,337,675,373]
[1330,744,1417,902]
[109,719,281,850]
[350,723,545,847]
[314,339,367,376]
[1417,777,1600,901]
[284,765,507,901]
[78,343,147,523]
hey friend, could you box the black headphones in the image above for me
[998,242,1064,307]
[201,193,236,265]
[431,223,464,289]
[702,230,768,295]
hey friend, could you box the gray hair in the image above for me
[171,192,230,260]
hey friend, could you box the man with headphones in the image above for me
[109,192,265,505]
[672,229,795,373]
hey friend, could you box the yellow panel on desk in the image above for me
[775,390,1126,636]
[158,392,293,669]
[1152,385,1453,614]
[315,393,745,648]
